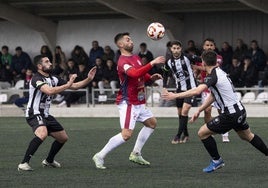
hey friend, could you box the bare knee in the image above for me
[58,134,68,143]
[121,129,133,141]
[198,124,212,140]
[34,127,48,141]
[143,117,157,129]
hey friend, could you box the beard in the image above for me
[42,66,53,73]
[125,45,133,53]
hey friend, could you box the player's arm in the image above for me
[69,66,97,90]
[162,84,208,100]
[126,56,165,78]
[189,93,214,123]
[40,74,77,95]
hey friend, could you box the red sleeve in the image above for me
[144,73,151,82]
[126,63,153,78]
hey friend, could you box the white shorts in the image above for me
[117,101,154,130]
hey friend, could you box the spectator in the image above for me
[220,42,233,73]
[138,42,154,62]
[247,40,267,72]
[52,46,66,76]
[102,45,115,63]
[71,45,89,67]
[11,47,32,81]
[233,38,248,62]
[114,49,121,64]
[228,57,244,87]
[40,45,53,62]
[63,58,78,81]
[0,46,13,89]
[58,64,90,107]
[98,59,118,97]
[88,40,104,68]
[184,40,201,56]
[240,56,258,88]
[14,68,33,111]
[258,61,268,87]
[92,57,105,94]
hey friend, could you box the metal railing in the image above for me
[1,86,268,107]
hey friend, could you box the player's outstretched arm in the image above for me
[70,66,97,90]
[161,84,208,100]
[40,74,77,95]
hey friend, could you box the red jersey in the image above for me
[116,55,151,105]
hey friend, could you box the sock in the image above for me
[201,136,221,160]
[250,134,268,156]
[176,115,183,139]
[133,126,154,154]
[98,133,126,159]
[46,140,64,163]
[21,136,43,163]
[180,115,189,137]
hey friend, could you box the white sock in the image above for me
[133,126,154,154]
[98,133,125,159]
[222,132,229,137]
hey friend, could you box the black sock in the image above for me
[46,140,64,163]
[176,115,183,138]
[201,136,221,160]
[250,134,268,156]
[180,115,189,137]
[22,136,43,163]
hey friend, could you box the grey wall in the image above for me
[0,10,267,60]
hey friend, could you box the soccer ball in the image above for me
[147,22,165,40]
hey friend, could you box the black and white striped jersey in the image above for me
[204,67,244,114]
[25,72,67,118]
[164,56,196,91]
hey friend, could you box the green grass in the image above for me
[0,117,268,188]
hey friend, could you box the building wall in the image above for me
[0,10,267,60]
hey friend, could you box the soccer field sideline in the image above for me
[1,104,268,117]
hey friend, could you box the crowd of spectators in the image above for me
[0,38,268,107]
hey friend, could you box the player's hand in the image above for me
[67,74,77,87]
[88,66,97,80]
[189,111,200,123]
[161,88,177,100]
[150,73,163,81]
[150,56,165,66]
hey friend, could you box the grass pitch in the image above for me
[0,117,267,188]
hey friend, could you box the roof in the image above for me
[1,0,264,22]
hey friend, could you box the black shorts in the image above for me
[176,89,195,108]
[26,115,64,134]
[207,109,249,134]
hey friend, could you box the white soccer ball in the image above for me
[147,22,165,40]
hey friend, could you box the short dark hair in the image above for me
[2,45,8,51]
[170,40,182,47]
[114,32,129,44]
[203,38,216,45]
[15,46,22,51]
[33,55,45,68]
[140,42,147,47]
[201,50,217,66]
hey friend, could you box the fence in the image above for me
[1,86,268,107]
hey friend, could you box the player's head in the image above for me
[201,50,217,66]
[170,40,182,58]
[114,32,133,53]
[34,55,53,73]
[203,38,216,51]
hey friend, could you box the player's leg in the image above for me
[93,102,135,169]
[171,98,183,144]
[180,99,193,143]
[236,128,268,156]
[18,116,48,171]
[198,117,226,173]
[129,107,155,165]
[42,116,67,168]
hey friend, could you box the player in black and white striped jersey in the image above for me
[18,55,96,171]
[162,50,268,173]
[162,40,197,144]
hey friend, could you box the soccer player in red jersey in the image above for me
[92,32,165,169]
